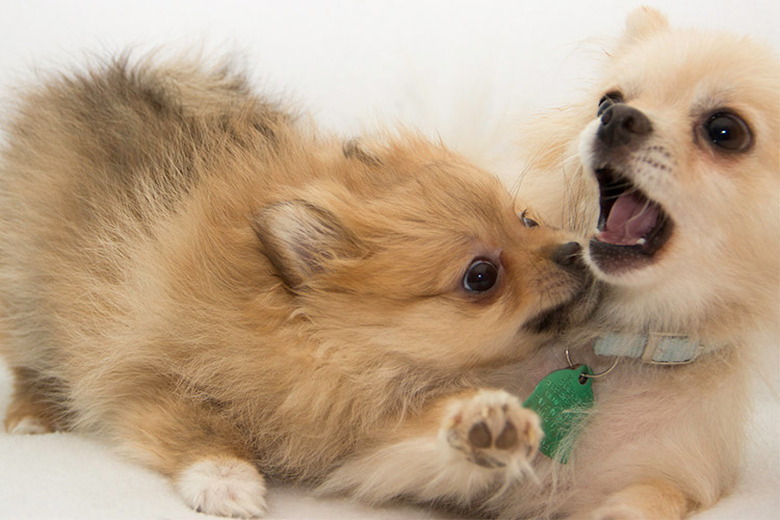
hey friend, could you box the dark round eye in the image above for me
[598,91,624,116]
[463,259,499,293]
[704,112,752,152]
[520,210,539,228]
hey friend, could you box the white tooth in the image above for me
[636,238,646,245]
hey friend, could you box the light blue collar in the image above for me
[594,332,703,365]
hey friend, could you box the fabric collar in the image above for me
[593,332,704,365]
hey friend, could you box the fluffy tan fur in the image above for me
[481,7,779,519]
[0,56,594,516]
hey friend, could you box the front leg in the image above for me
[443,389,541,471]
[584,479,690,520]
[175,456,268,518]
[319,389,542,506]
[110,394,267,518]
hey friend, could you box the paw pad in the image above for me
[468,419,518,450]
[444,390,542,469]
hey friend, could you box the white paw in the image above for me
[176,457,267,518]
[7,415,51,434]
[591,503,646,520]
[442,389,542,471]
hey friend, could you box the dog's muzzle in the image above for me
[585,103,674,275]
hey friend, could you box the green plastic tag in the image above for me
[523,365,593,464]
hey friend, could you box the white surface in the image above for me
[0,1,778,519]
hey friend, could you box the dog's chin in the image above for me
[585,164,675,279]
[523,278,600,335]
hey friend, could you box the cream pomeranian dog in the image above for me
[477,7,779,520]
[0,56,597,517]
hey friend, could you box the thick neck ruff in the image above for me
[594,332,704,364]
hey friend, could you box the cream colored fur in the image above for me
[480,7,779,520]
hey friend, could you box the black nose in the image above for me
[597,104,652,148]
[552,241,583,268]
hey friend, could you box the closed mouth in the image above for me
[589,167,673,273]
[523,275,598,334]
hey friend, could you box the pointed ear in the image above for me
[252,200,363,287]
[621,7,669,46]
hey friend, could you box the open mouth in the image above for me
[589,167,673,273]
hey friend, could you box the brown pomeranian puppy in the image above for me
[0,56,595,517]
[486,7,779,520]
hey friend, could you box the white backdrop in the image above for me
[0,1,778,519]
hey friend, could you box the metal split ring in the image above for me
[565,348,619,379]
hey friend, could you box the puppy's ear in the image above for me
[252,200,363,287]
[621,7,669,45]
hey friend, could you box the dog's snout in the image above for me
[598,104,652,148]
[552,241,583,268]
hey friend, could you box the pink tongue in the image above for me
[597,192,659,245]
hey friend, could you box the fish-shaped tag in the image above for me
[523,365,594,463]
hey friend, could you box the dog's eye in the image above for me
[463,259,499,293]
[519,210,539,228]
[704,112,752,152]
[598,91,624,116]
